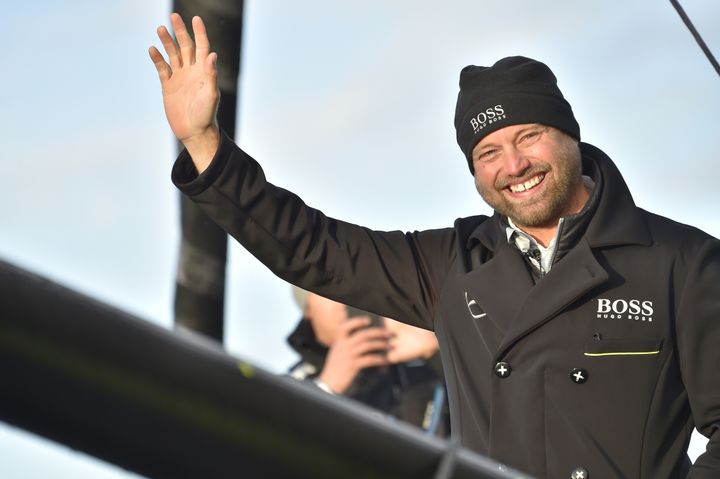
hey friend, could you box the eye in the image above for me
[520,131,539,142]
[475,149,499,163]
[517,128,544,146]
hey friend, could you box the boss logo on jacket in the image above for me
[596,298,655,322]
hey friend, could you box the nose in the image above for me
[503,146,530,176]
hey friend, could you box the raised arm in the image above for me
[158,15,460,331]
[149,14,220,173]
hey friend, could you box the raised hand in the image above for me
[318,317,391,394]
[149,14,220,173]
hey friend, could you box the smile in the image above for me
[508,174,544,193]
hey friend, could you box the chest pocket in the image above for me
[584,337,663,357]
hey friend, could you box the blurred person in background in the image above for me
[287,288,448,437]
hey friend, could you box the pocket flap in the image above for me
[584,337,663,357]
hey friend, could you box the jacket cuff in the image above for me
[171,130,234,196]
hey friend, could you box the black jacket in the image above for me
[172,134,720,478]
[286,318,449,437]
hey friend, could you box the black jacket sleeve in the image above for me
[171,132,457,330]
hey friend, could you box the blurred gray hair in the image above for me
[292,285,309,313]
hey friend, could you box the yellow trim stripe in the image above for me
[584,351,660,357]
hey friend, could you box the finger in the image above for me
[193,16,211,61]
[386,332,400,344]
[157,25,181,69]
[349,326,391,344]
[338,317,371,336]
[171,12,195,66]
[148,46,172,82]
[352,338,391,356]
[204,51,218,77]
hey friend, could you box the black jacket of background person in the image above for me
[172,133,720,479]
[285,318,449,437]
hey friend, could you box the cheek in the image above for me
[474,168,498,193]
[314,315,344,345]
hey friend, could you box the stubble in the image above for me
[475,137,583,228]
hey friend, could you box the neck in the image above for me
[515,223,558,248]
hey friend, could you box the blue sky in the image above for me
[1,1,718,476]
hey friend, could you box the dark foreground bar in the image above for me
[0,258,531,479]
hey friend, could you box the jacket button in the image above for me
[570,466,589,479]
[494,362,511,378]
[571,368,588,384]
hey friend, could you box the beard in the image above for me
[475,138,582,228]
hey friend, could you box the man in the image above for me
[149,14,720,478]
[287,289,448,436]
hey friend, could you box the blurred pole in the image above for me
[172,0,245,341]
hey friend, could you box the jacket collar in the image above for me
[466,142,652,252]
[580,142,652,248]
[286,318,328,368]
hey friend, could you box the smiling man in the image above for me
[471,124,589,247]
[151,14,720,478]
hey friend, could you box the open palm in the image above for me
[149,14,219,168]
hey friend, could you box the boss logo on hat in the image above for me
[470,104,506,134]
[596,298,654,322]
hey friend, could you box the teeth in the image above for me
[509,174,544,193]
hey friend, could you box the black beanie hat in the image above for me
[454,56,580,174]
